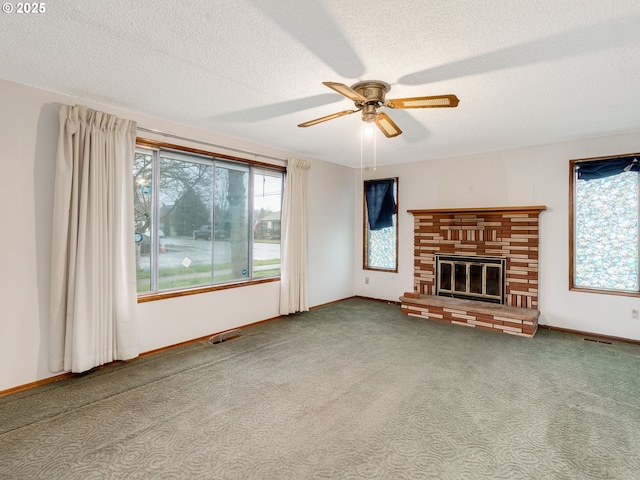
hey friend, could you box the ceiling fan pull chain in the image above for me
[360,122,364,176]
[374,128,377,171]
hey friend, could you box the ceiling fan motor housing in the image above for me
[352,80,389,105]
[352,81,390,123]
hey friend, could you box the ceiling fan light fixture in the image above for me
[362,123,375,136]
[362,104,377,123]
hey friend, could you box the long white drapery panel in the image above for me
[49,105,139,373]
[279,158,311,315]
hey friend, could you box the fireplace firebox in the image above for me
[435,254,506,304]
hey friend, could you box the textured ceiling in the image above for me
[1,0,639,168]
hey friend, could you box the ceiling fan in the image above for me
[298,81,459,138]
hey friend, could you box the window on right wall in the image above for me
[570,154,640,294]
[364,178,398,272]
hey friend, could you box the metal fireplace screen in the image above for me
[435,254,506,304]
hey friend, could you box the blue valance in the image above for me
[365,179,396,230]
[576,156,639,180]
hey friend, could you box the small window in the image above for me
[364,178,398,271]
[570,155,640,294]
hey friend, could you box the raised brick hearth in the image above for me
[400,206,545,338]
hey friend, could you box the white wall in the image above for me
[354,134,640,341]
[0,79,355,392]
[307,158,355,307]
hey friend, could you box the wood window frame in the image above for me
[135,138,285,302]
[569,153,640,298]
[363,177,399,273]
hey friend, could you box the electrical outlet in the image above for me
[632,309,639,320]
[365,277,369,285]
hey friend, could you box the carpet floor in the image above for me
[1,297,640,479]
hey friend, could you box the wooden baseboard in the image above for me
[0,298,358,398]
[310,295,357,309]
[0,372,74,398]
[539,325,640,345]
[0,314,282,398]
[354,295,400,305]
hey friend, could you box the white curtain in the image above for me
[49,105,139,373]
[279,158,311,315]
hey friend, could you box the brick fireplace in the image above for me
[400,206,546,337]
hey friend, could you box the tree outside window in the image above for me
[134,144,283,294]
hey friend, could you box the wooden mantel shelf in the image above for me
[407,205,547,216]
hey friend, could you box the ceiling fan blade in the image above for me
[322,82,368,102]
[386,94,460,109]
[298,109,358,128]
[375,112,402,138]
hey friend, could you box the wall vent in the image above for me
[209,329,241,344]
[583,337,613,345]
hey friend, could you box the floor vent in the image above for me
[583,337,614,345]
[209,329,241,344]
